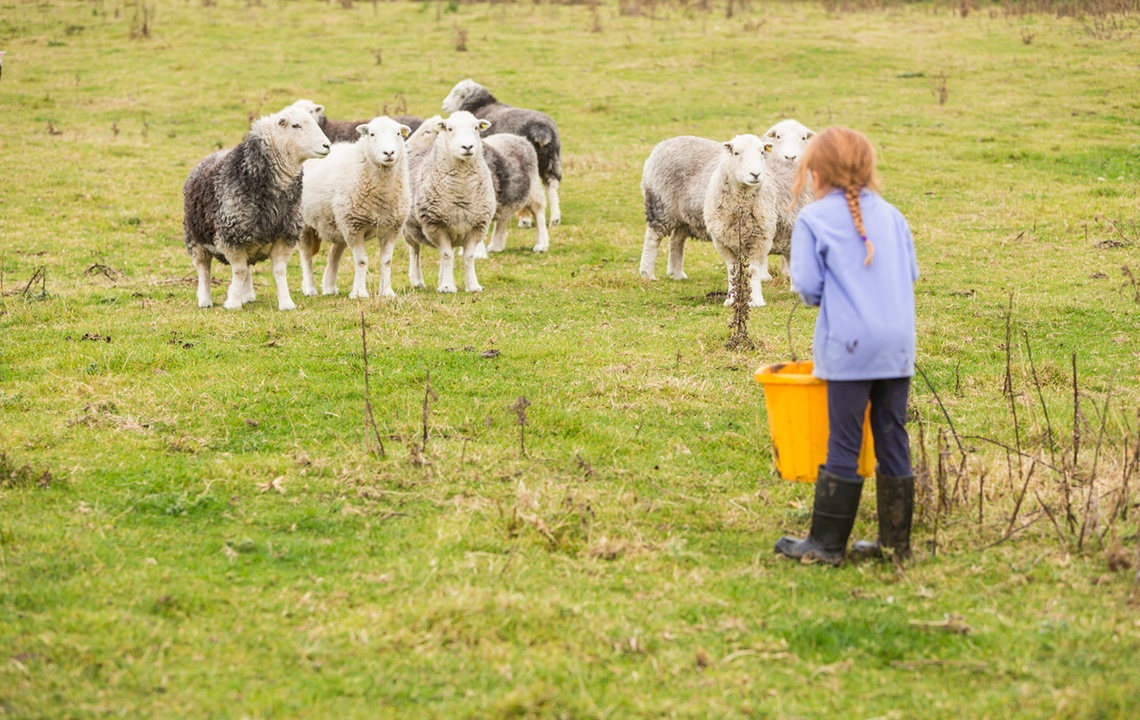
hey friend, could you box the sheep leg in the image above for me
[376,232,398,300]
[639,226,666,280]
[748,259,767,308]
[322,243,346,296]
[407,242,426,289]
[714,242,741,307]
[488,215,509,253]
[532,205,550,253]
[429,230,458,294]
[223,250,250,311]
[192,248,213,308]
[345,235,371,300]
[269,241,297,311]
[299,230,320,297]
[546,178,561,227]
[462,233,483,293]
[241,267,256,304]
[666,229,688,280]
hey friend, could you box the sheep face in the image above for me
[437,111,491,161]
[722,135,771,188]
[763,119,815,163]
[442,79,481,114]
[356,117,411,168]
[270,106,331,163]
[406,114,443,152]
[289,99,326,125]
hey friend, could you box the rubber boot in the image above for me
[851,473,915,561]
[775,468,863,566]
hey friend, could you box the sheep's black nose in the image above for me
[461,144,474,152]
[322,143,330,151]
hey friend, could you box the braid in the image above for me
[845,186,874,266]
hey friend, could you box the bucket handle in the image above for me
[786,300,800,362]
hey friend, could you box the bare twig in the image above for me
[1090,374,1116,481]
[422,371,437,451]
[915,363,966,462]
[1035,489,1069,549]
[360,307,386,458]
[1004,459,1037,539]
[1072,352,1081,470]
[512,396,532,457]
[1023,330,1056,467]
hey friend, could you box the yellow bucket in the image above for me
[753,361,876,482]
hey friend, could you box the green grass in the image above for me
[2,1,1140,717]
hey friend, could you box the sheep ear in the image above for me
[278,117,288,127]
[399,125,411,139]
[477,120,491,132]
[315,105,324,114]
[723,141,734,153]
[764,143,774,154]
[435,120,447,131]
[356,124,369,137]
[806,131,816,139]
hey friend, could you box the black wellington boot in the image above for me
[775,468,863,566]
[851,473,915,561]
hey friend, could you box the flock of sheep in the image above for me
[182,79,814,310]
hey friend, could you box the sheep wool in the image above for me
[299,116,412,300]
[183,106,330,310]
[482,134,550,253]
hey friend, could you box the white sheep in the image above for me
[183,106,330,310]
[403,111,496,293]
[298,116,411,300]
[703,134,780,307]
[763,119,816,275]
[762,119,815,163]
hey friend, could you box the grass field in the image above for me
[2,1,1139,717]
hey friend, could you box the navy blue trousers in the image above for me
[825,377,913,481]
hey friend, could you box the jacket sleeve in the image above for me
[790,216,824,307]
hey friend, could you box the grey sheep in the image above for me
[183,106,330,310]
[441,79,562,227]
[404,112,497,293]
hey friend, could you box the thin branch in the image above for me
[915,362,966,462]
[360,307,385,458]
[1023,329,1055,468]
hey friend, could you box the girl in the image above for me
[775,127,920,566]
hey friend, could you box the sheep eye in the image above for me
[291,123,301,129]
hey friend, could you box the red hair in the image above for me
[791,127,882,266]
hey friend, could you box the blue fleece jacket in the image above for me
[789,189,919,381]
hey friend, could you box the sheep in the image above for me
[763,119,816,275]
[298,116,412,300]
[762,118,815,163]
[409,116,548,254]
[702,134,780,307]
[441,79,563,227]
[403,111,497,294]
[289,99,423,144]
[183,105,330,310]
[638,135,722,282]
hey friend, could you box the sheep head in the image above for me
[722,135,770,188]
